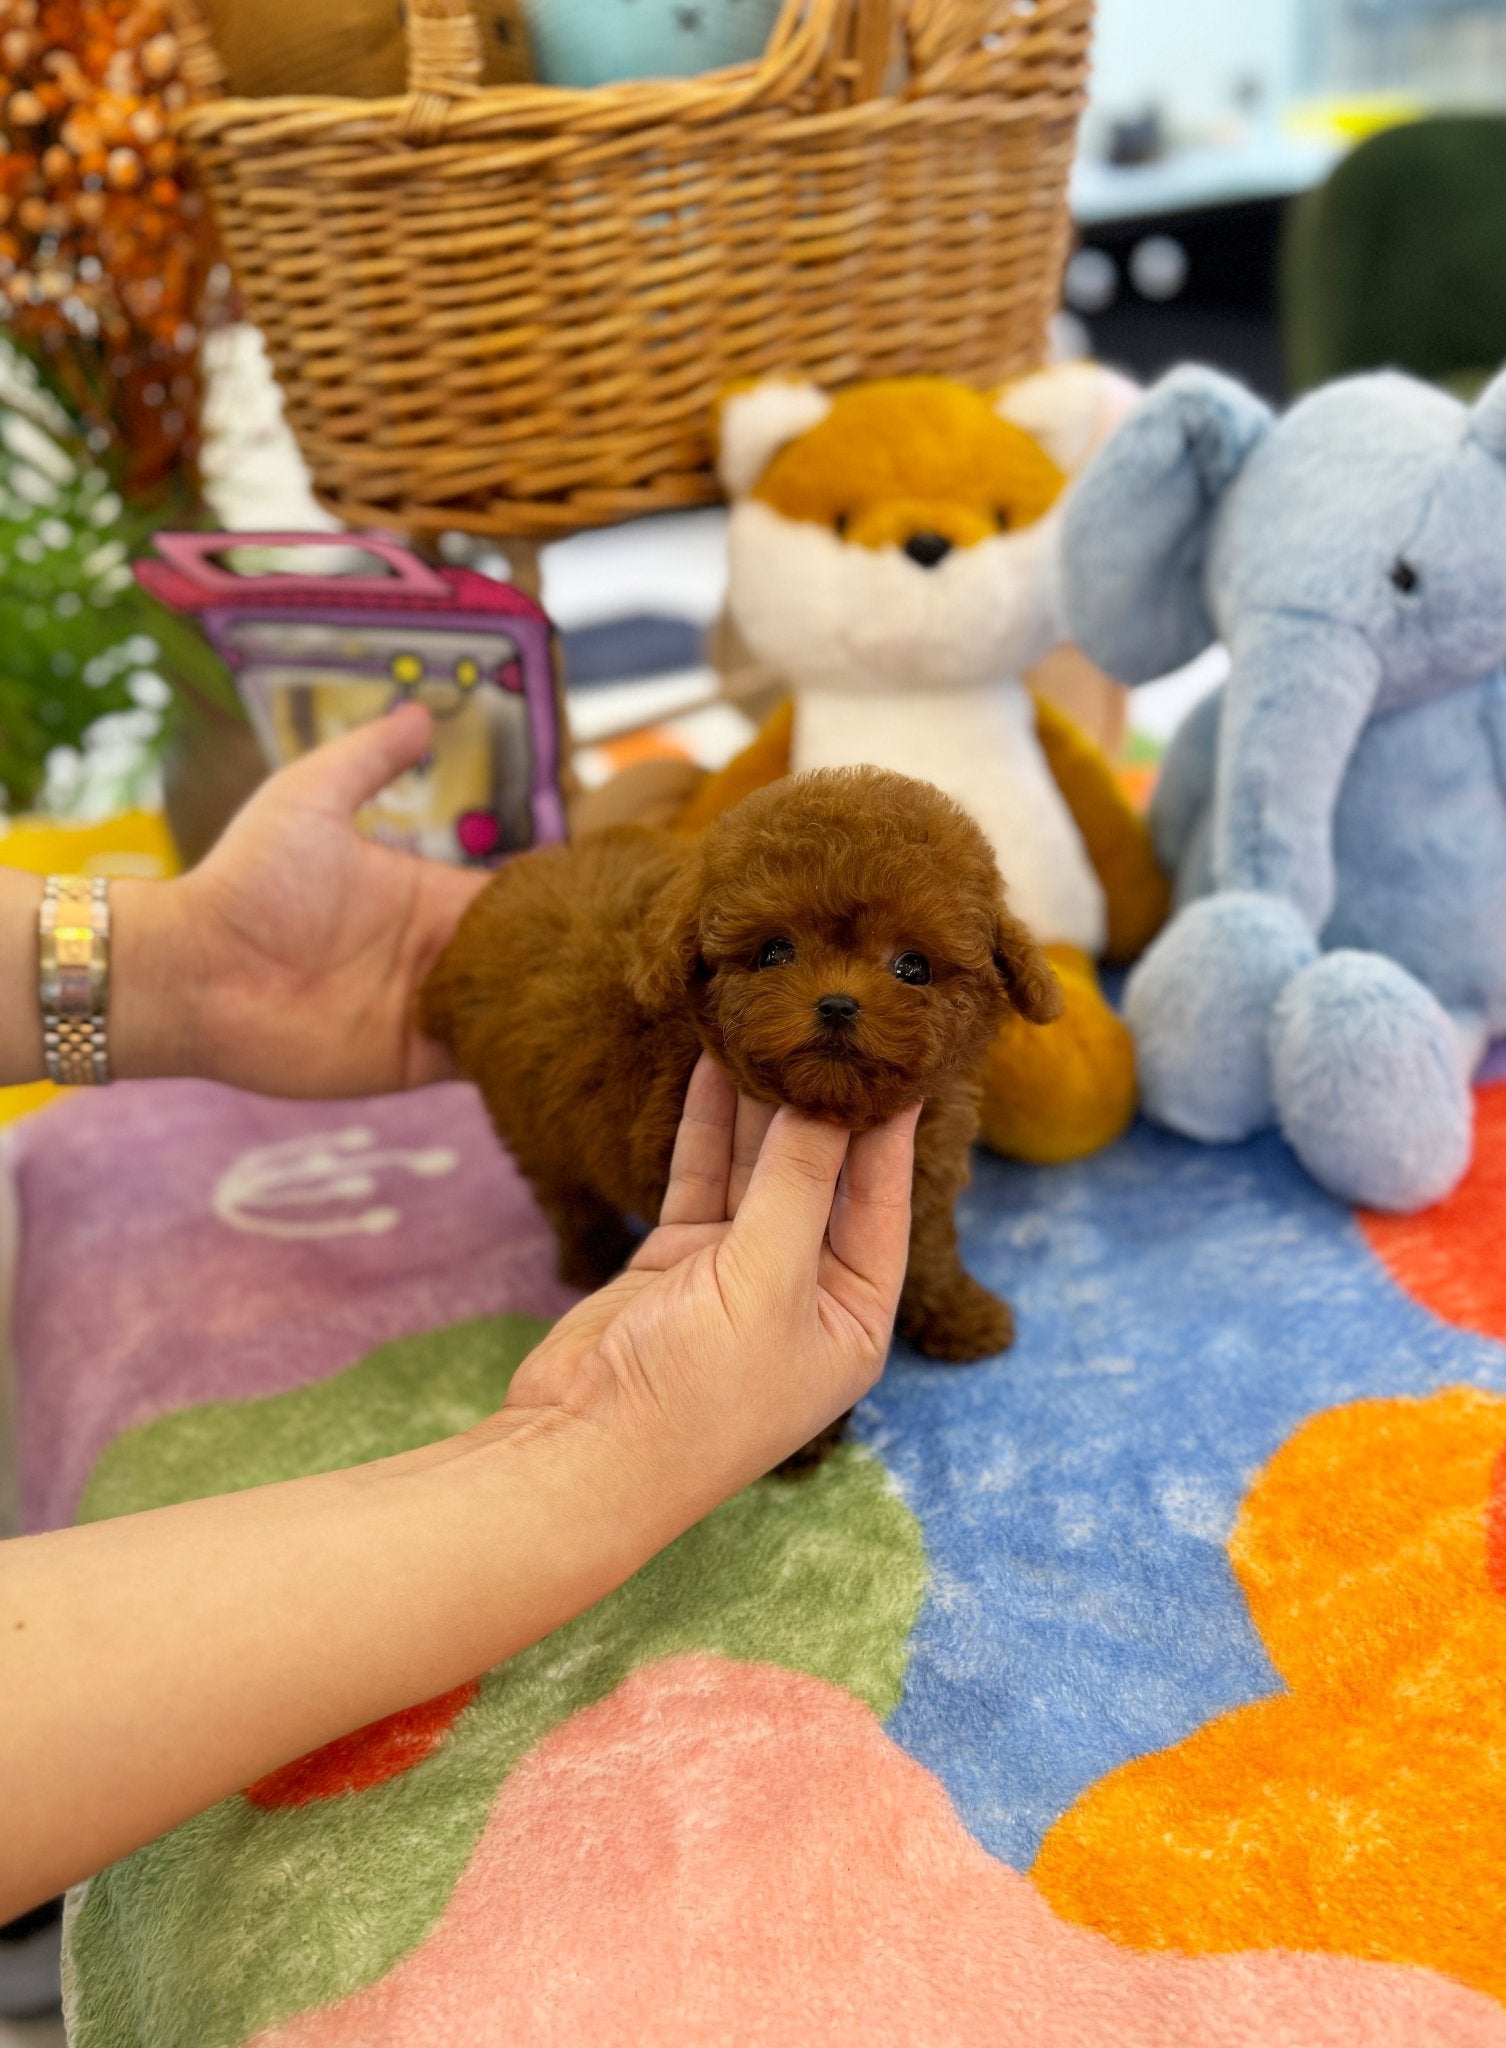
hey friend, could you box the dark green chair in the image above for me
[1282,114,1506,397]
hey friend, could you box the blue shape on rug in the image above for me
[857,1116,1506,1870]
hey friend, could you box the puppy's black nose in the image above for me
[816,993,860,1026]
[903,531,953,569]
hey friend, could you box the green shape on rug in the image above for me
[68,1316,927,2048]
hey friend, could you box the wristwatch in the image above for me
[38,876,111,1086]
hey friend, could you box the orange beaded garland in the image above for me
[1,0,222,501]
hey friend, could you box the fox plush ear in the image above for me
[627,857,707,1014]
[995,361,1140,475]
[993,903,1064,1024]
[716,378,832,497]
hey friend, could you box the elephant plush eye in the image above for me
[1389,557,1420,594]
[834,512,850,539]
[994,507,1012,531]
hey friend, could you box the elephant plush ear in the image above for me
[1061,365,1275,684]
[716,378,832,497]
[1468,360,1506,462]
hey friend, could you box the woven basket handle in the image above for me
[401,0,485,141]
[405,0,484,97]
[399,0,870,119]
[764,0,896,105]
[167,0,895,117]
[162,0,228,96]
[906,0,1056,85]
[848,0,898,98]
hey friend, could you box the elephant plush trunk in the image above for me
[1212,614,1381,931]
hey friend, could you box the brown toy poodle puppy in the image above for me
[422,767,1062,1385]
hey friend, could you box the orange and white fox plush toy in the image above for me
[690,365,1171,1163]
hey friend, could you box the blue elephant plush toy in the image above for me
[1062,363,1506,1211]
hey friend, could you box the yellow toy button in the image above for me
[390,653,424,686]
[455,658,480,688]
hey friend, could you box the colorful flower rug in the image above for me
[8,1069,1506,2048]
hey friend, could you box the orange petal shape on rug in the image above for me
[1363,1080,1506,1341]
[250,1656,1505,2048]
[1034,1388,1506,2006]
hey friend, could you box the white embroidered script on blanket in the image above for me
[212,1129,458,1240]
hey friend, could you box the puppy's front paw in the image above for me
[899,1278,1015,1363]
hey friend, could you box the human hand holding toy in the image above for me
[160,701,491,1096]
[0,701,488,1100]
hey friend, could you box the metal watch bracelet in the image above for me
[38,875,111,1087]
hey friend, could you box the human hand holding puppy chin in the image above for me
[489,1052,919,1527]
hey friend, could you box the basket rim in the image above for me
[170,0,856,131]
[167,0,1094,150]
[175,49,796,126]
[175,81,1091,172]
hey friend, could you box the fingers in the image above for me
[727,1108,850,1281]
[280,701,434,818]
[825,1103,919,1311]
[657,1053,736,1226]
[727,1093,777,1217]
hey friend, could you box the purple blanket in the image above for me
[9,1079,576,1533]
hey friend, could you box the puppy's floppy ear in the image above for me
[627,857,706,1014]
[993,903,1064,1023]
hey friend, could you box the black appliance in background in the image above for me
[1067,196,1292,405]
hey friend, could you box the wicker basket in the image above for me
[167,0,1093,537]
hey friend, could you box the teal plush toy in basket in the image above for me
[526,0,781,87]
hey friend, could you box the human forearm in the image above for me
[0,1413,661,1919]
[105,876,199,1079]
[0,867,44,1085]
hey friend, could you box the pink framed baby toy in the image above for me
[137,532,567,865]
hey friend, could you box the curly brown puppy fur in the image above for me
[422,769,1062,1431]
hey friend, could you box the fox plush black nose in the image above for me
[904,530,953,569]
[816,993,860,1026]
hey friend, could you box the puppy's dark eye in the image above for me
[1390,557,1419,594]
[893,951,931,985]
[757,937,796,969]
[994,507,1011,531]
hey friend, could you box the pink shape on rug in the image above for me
[252,1657,1506,2048]
[9,1080,575,1530]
